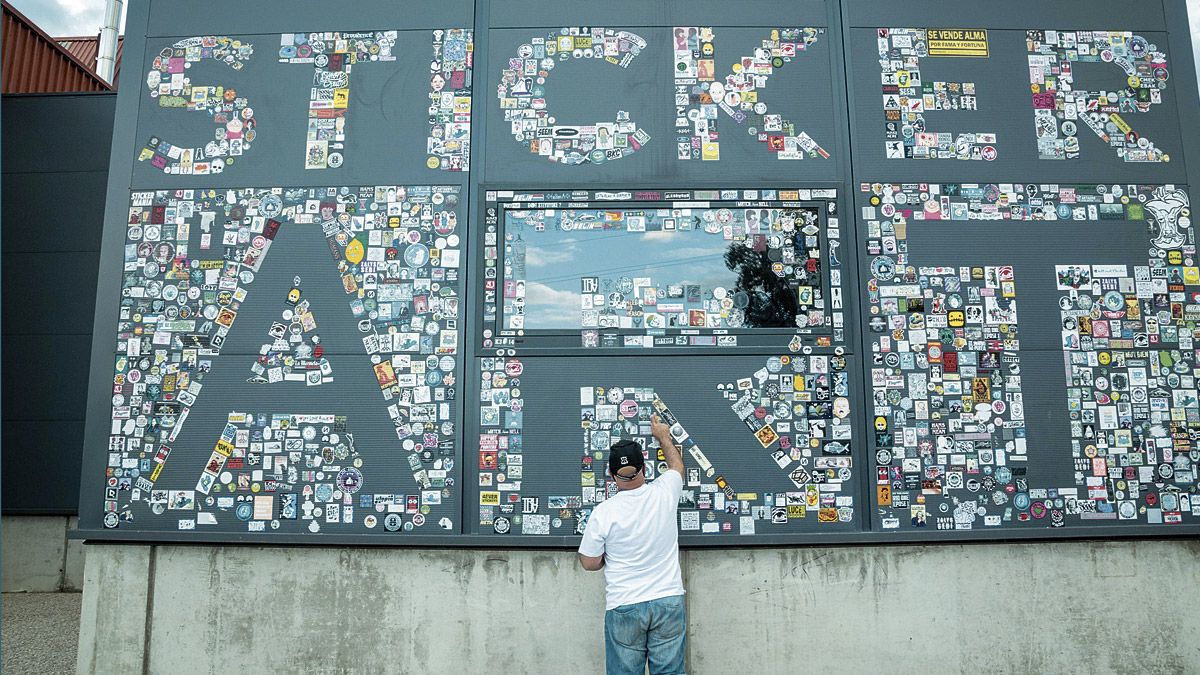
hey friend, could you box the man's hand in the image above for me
[652,414,685,476]
[650,413,672,444]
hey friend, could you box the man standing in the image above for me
[578,414,686,674]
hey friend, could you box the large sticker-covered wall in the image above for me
[78,0,1200,544]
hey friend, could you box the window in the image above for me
[480,187,844,350]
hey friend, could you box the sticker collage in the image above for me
[97,21,1198,540]
[106,185,462,533]
[475,187,855,536]
[863,182,1199,529]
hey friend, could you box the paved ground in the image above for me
[2,593,81,674]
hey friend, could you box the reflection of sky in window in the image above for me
[510,214,740,329]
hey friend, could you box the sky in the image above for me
[519,223,734,328]
[8,0,1200,58]
[9,0,125,37]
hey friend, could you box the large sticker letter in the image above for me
[862,184,1026,530]
[1058,185,1198,524]
[279,32,397,170]
[497,27,650,165]
[139,36,254,175]
[104,186,463,534]
[878,28,996,160]
[716,354,856,526]
[1028,31,1170,162]
[674,27,828,161]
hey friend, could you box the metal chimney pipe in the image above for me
[96,0,123,84]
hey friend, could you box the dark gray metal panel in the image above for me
[844,0,1167,31]
[75,0,1200,544]
[845,27,1188,184]
[0,94,117,174]
[4,334,93,420]
[2,252,101,335]
[846,0,1200,536]
[1,421,85,516]
[488,0,830,29]
[146,0,476,36]
[1165,0,1200,184]
[1,171,108,253]
[2,93,113,514]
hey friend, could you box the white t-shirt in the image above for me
[578,469,686,610]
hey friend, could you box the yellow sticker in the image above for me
[877,484,892,507]
[927,29,989,57]
[345,238,364,264]
[426,156,441,169]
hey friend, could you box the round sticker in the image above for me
[404,243,430,267]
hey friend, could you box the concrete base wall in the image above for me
[77,539,1200,674]
[2,515,85,592]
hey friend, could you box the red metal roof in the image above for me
[2,0,113,93]
[56,34,123,86]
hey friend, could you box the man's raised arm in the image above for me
[651,414,685,476]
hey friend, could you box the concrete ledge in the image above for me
[76,544,151,675]
[686,540,1200,672]
[65,516,87,592]
[146,546,608,673]
[75,540,1200,672]
[2,515,68,592]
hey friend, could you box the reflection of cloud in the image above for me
[641,231,677,243]
[525,281,581,328]
[526,242,577,267]
[671,246,726,260]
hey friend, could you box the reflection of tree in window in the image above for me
[724,244,797,328]
[724,208,820,329]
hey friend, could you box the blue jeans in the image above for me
[604,594,686,674]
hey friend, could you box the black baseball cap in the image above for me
[608,440,645,478]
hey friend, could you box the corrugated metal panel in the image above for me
[1,0,112,93]
[56,35,123,85]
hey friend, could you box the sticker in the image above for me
[926,29,989,57]
[247,278,333,386]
